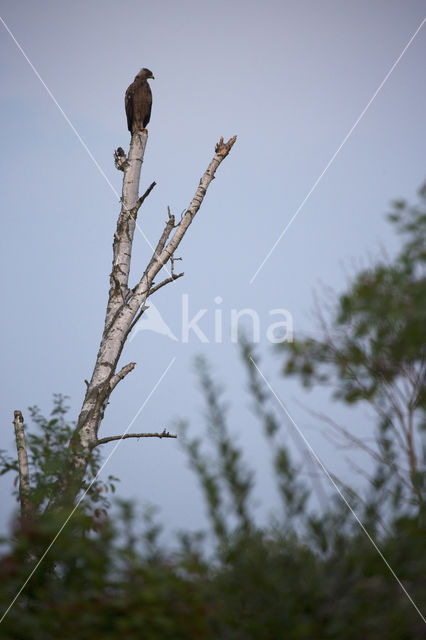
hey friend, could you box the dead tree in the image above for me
[12,411,33,522]
[14,130,236,515]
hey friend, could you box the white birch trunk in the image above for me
[47,133,236,510]
[13,410,32,521]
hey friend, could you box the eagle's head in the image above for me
[135,68,155,81]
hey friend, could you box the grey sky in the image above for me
[1,1,425,537]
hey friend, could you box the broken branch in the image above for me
[109,362,137,392]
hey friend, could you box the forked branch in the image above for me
[45,131,236,511]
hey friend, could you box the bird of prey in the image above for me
[125,68,154,133]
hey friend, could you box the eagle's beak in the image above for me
[150,75,155,79]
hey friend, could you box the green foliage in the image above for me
[281,183,425,400]
[179,360,426,639]
[278,184,426,513]
[179,355,254,542]
[241,337,309,523]
[0,395,118,525]
[2,184,426,637]
[0,502,213,639]
[1,371,426,637]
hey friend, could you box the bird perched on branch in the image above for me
[125,68,154,134]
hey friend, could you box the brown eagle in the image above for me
[125,68,154,133]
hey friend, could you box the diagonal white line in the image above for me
[249,356,426,624]
[0,16,120,198]
[0,356,176,625]
[249,17,426,285]
[0,15,171,277]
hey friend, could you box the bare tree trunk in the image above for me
[46,132,236,511]
[13,410,33,522]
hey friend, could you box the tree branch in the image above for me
[135,181,156,213]
[93,428,177,448]
[130,135,237,310]
[109,361,136,392]
[144,207,176,275]
[47,132,236,512]
[114,146,127,171]
[148,272,184,297]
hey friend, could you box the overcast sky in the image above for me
[1,1,425,539]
